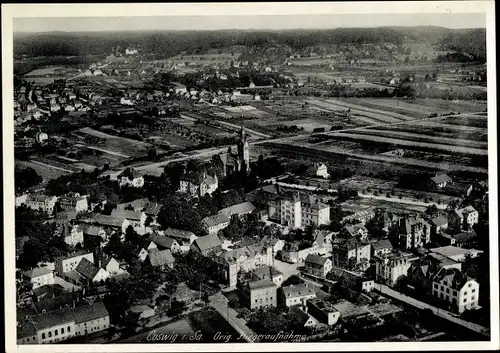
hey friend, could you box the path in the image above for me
[358,192,448,210]
[217,120,271,139]
[208,292,256,342]
[375,283,490,338]
[30,160,73,173]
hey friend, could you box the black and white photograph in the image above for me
[2,2,498,351]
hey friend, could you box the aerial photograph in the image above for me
[11,7,493,346]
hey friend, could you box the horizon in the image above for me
[14,13,486,33]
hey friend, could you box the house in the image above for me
[110,209,147,229]
[82,225,107,243]
[117,168,144,188]
[60,223,84,247]
[16,302,110,344]
[75,258,110,284]
[100,256,121,275]
[371,239,393,257]
[396,217,431,250]
[281,283,316,307]
[32,284,67,303]
[438,231,478,248]
[303,254,332,278]
[179,171,218,197]
[268,192,330,229]
[446,182,473,198]
[240,278,277,310]
[137,248,149,262]
[218,202,256,219]
[307,162,330,179]
[306,298,340,326]
[281,242,320,264]
[331,238,371,270]
[215,241,274,287]
[55,252,94,275]
[146,249,175,269]
[172,82,187,95]
[163,228,198,252]
[448,206,479,232]
[58,193,88,213]
[375,252,417,286]
[260,236,285,254]
[252,266,284,287]
[151,236,180,253]
[343,223,369,241]
[429,173,452,190]
[407,254,462,295]
[129,305,155,320]
[23,267,55,289]
[430,216,448,236]
[431,268,479,313]
[144,203,163,224]
[92,214,130,235]
[25,195,58,214]
[191,234,223,256]
[329,267,375,293]
[202,213,231,235]
[289,308,318,329]
[116,198,150,212]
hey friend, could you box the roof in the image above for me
[148,249,174,267]
[33,292,78,313]
[334,238,369,251]
[430,246,482,259]
[433,268,475,290]
[399,217,430,235]
[152,236,177,249]
[248,278,277,290]
[26,194,57,203]
[289,308,313,326]
[110,209,144,221]
[118,167,142,179]
[452,231,478,243]
[307,297,338,313]
[75,257,100,280]
[23,267,53,278]
[431,216,448,227]
[83,225,105,237]
[164,228,196,240]
[371,239,393,251]
[129,305,154,313]
[253,266,283,279]
[32,284,66,299]
[345,223,368,236]
[93,214,126,228]
[219,202,256,217]
[117,198,150,211]
[101,255,117,269]
[305,254,329,267]
[193,234,222,252]
[457,205,477,214]
[430,174,452,184]
[203,213,230,227]
[144,203,163,216]
[55,250,93,262]
[282,283,315,298]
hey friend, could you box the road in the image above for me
[358,192,448,210]
[208,292,256,342]
[375,283,490,338]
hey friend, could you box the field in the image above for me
[16,159,72,180]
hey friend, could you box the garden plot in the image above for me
[368,124,488,143]
[412,98,487,113]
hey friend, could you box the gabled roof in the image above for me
[144,203,163,216]
[93,214,126,228]
[192,234,222,252]
[430,174,452,184]
[371,239,393,250]
[147,249,174,267]
[152,236,177,249]
[248,278,276,290]
[116,198,150,211]
[202,213,230,227]
[457,205,477,215]
[110,209,144,221]
[75,257,100,280]
[282,283,315,298]
[219,202,256,217]
[23,267,53,278]
[164,228,196,240]
[305,254,329,267]
[83,225,105,237]
[431,216,448,227]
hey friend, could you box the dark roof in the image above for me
[93,214,126,228]
[118,167,142,179]
[32,284,66,300]
[75,257,100,280]
[289,308,312,326]
[152,236,177,249]
[305,254,329,266]
[148,249,174,267]
[202,213,230,227]
[431,216,448,227]
[248,278,277,290]
[371,239,393,251]
[282,283,315,297]
[452,231,478,243]
[164,228,196,240]
[144,203,163,216]
[192,234,222,252]
[33,292,79,314]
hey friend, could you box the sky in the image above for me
[14,13,486,33]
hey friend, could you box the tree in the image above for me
[15,167,43,191]
[125,226,139,244]
[282,275,304,287]
[425,204,439,218]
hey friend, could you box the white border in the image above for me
[2,2,498,352]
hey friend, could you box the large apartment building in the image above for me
[268,192,330,229]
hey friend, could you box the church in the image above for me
[216,125,250,176]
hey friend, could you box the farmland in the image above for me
[367,124,488,142]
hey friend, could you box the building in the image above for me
[281,242,320,264]
[25,195,58,214]
[110,209,147,229]
[407,254,462,295]
[117,168,144,188]
[216,240,274,287]
[331,238,371,270]
[240,278,277,310]
[92,214,130,235]
[179,170,218,197]
[371,239,393,258]
[100,256,121,275]
[146,249,175,269]
[289,308,318,329]
[172,82,187,94]
[268,192,330,229]
[58,193,88,213]
[75,258,110,284]
[396,217,431,250]
[281,283,316,307]
[163,228,198,252]
[151,236,180,253]
[432,268,479,313]
[55,252,94,275]
[430,216,448,236]
[429,173,452,190]
[23,268,55,289]
[252,266,283,287]
[190,234,223,256]
[303,254,332,278]
[438,231,478,248]
[116,198,150,212]
[343,223,369,241]
[202,213,230,235]
[60,223,84,247]
[129,305,155,320]
[448,206,479,232]
[306,298,340,326]
[306,162,330,179]
[17,302,110,344]
[218,202,256,219]
[329,267,375,293]
[375,252,416,286]
[429,245,483,262]
[82,225,107,243]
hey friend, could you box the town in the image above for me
[13,24,490,344]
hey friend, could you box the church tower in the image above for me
[237,125,250,174]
